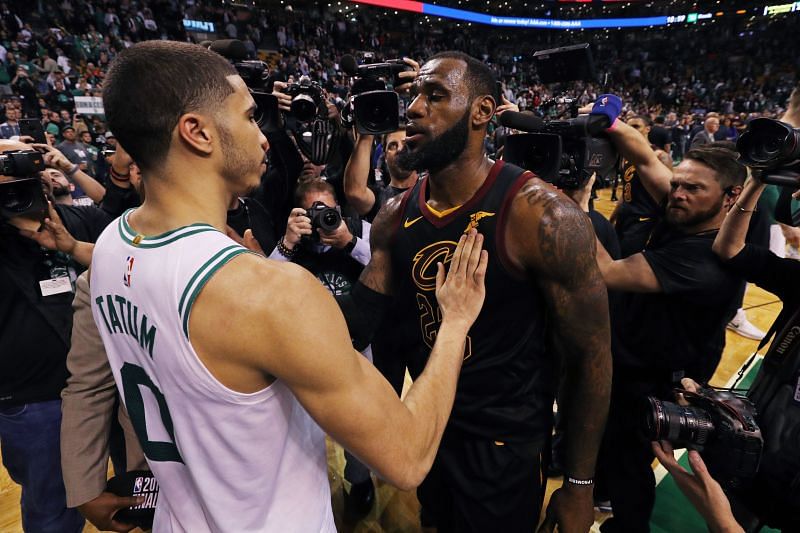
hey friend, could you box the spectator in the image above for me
[690,116,720,148]
[0,102,20,138]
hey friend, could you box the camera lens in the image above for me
[0,182,33,213]
[645,397,715,448]
[354,91,399,135]
[291,94,317,122]
[738,118,800,168]
[319,209,341,232]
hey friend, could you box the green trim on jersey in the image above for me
[180,247,253,339]
[118,209,218,248]
[178,245,241,317]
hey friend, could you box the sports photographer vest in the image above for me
[90,209,335,533]
[390,160,555,442]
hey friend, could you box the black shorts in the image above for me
[417,435,547,533]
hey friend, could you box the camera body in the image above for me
[646,387,763,489]
[305,201,342,243]
[284,76,328,123]
[503,115,618,189]
[736,118,800,226]
[500,44,618,189]
[0,150,48,221]
[342,54,411,135]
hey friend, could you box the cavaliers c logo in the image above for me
[411,241,458,292]
[411,240,472,361]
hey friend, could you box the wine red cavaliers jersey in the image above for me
[390,160,555,442]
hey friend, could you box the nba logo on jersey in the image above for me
[123,256,135,287]
[134,477,143,493]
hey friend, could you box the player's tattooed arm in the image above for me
[505,179,612,532]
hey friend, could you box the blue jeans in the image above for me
[0,400,84,533]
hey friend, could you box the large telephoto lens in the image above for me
[646,397,715,448]
[737,118,800,169]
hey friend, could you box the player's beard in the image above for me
[397,108,470,174]
[666,196,724,229]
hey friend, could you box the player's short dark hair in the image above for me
[295,178,336,206]
[427,51,496,103]
[685,145,747,190]
[103,40,237,173]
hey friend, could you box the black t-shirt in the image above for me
[612,223,743,383]
[648,126,671,151]
[0,204,112,406]
[589,209,621,260]
[725,243,800,343]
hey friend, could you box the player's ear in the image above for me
[473,95,495,128]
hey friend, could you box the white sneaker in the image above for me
[727,308,766,341]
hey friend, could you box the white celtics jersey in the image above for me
[90,210,335,533]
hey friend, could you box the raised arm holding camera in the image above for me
[588,94,750,533]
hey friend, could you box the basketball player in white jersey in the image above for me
[90,41,488,532]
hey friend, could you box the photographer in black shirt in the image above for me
[0,138,119,533]
[594,142,747,533]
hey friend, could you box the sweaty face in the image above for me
[216,75,269,195]
[397,58,473,173]
[666,159,726,229]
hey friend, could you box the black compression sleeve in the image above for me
[336,281,392,351]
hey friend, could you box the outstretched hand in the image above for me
[435,229,488,331]
[651,441,743,533]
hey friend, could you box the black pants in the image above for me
[600,378,673,533]
[418,435,547,533]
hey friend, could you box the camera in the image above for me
[340,53,411,135]
[0,150,48,221]
[646,386,763,489]
[203,39,282,134]
[499,44,618,189]
[736,118,800,226]
[737,118,800,171]
[305,201,342,243]
[501,113,618,189]
[284,76,328,123]
[0,149,46,177]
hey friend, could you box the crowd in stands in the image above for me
[0,1,795,163]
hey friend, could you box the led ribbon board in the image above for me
[348,1,795,29]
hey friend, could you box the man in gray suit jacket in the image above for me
[61,271,148,532]
[690,116,720,148]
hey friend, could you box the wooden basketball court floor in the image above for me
[0,189,783,532]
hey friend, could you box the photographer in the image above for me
[269,177,375,516]
[33,142,106,205]
[0,138,119,533]
[270,178,370,288]
[343,127,418,222]
[591,96,748,532]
